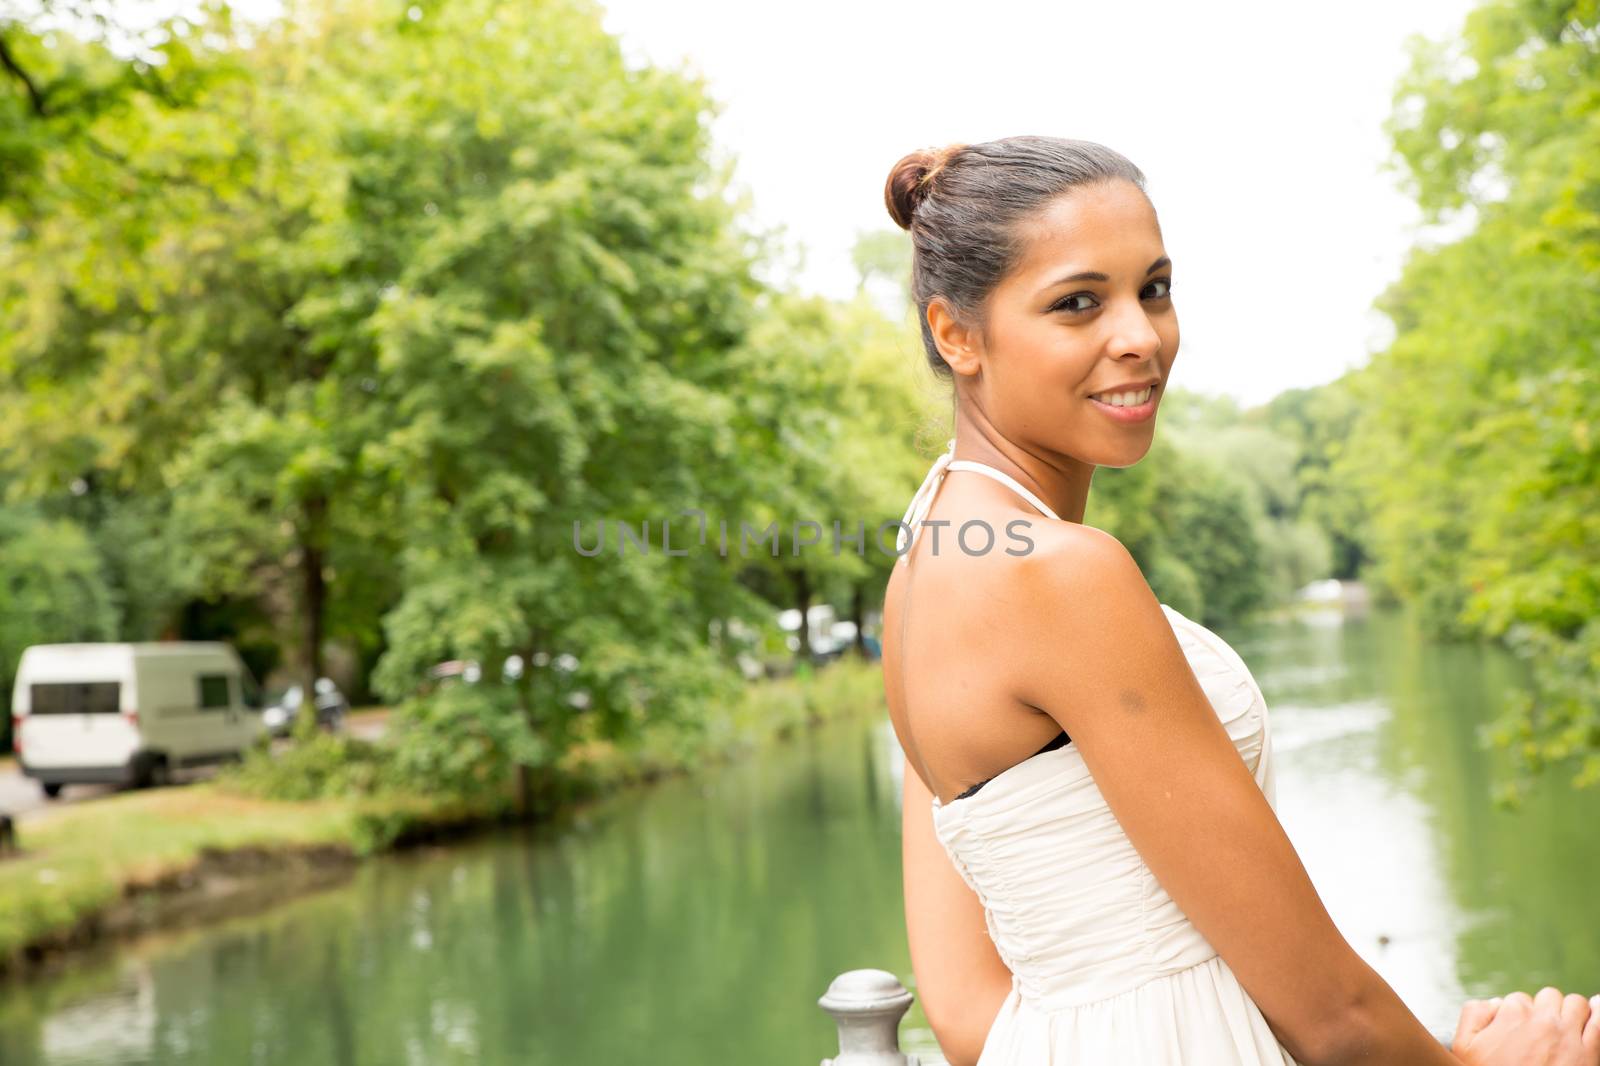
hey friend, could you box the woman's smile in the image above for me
[1087,381,1159,422]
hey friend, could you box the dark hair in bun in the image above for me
[881,136,1148,378]
[883,143,966,230]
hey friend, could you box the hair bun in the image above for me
[884,145,962,230]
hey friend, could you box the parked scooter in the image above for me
[261,678,349,737]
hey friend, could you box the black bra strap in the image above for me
[953,728,1071,801]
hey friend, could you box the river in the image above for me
[0,603,1596,1064]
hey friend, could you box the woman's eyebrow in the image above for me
[1043,256,1172,288]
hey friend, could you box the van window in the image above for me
[31,682,121,715]
[198,674,233,710]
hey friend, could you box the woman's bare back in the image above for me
[880,463,1074,806]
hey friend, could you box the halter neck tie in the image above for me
[896,439,1063,557]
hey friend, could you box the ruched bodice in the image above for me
[928,602,1299,1064]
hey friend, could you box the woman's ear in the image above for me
[927,296,983,378]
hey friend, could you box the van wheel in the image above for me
[41,783,63,799]
[135,754,172,790]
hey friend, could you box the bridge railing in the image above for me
[817,965,1454,1060]
[817,968,943,1066]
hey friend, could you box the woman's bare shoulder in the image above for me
[1003,520,1136,610]
[1001,523,1163,701]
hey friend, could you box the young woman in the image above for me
[877,136,1600,1066]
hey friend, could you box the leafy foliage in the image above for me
[225,731,401,802]
[1340,0,1600,793]
[1088,392,1286,629]
[0,0,938,793]
[0,505,118,747]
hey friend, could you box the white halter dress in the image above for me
[899,440,1301,1066]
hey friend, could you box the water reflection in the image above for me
[39,965,155,1063]
[0,606,1594,1064]
[1233,605,1600,1033]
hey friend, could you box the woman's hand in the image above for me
[1452,987,1600,1065]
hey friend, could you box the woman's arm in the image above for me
[902,754,1013,1066]
[1009,525,1461,1066]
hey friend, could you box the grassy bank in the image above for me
[0,656,887,976]
[561,655,890,795]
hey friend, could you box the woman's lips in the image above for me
[1088,386,1158,423]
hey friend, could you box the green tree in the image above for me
[1341,0,1600,792]
[1261,380,1372,581]
[1086,399,1274,630]
[279,0,806,804]
[0,506,118,749]
[0,0,398,721]
[0,2,230,204]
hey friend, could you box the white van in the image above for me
[10,642,264,798]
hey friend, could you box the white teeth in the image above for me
[1092,385,1153,407]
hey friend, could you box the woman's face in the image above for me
[938,178,1178,469]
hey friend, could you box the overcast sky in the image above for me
[123,0,1481,407]
[597,0,1478,407]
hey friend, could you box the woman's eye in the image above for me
[1052,279,1173,315]
[1052,294,1097,314]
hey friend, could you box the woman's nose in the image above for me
[1106,304,1163,360]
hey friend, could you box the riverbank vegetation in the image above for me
[1333,0,1600,798]
[0,654,885,976]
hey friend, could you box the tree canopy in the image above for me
[1338,0,1600,794]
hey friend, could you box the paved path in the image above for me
[0,765,223,821]
[0,709,390,822]
[346,708,390,741]
[0,768,114,817]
